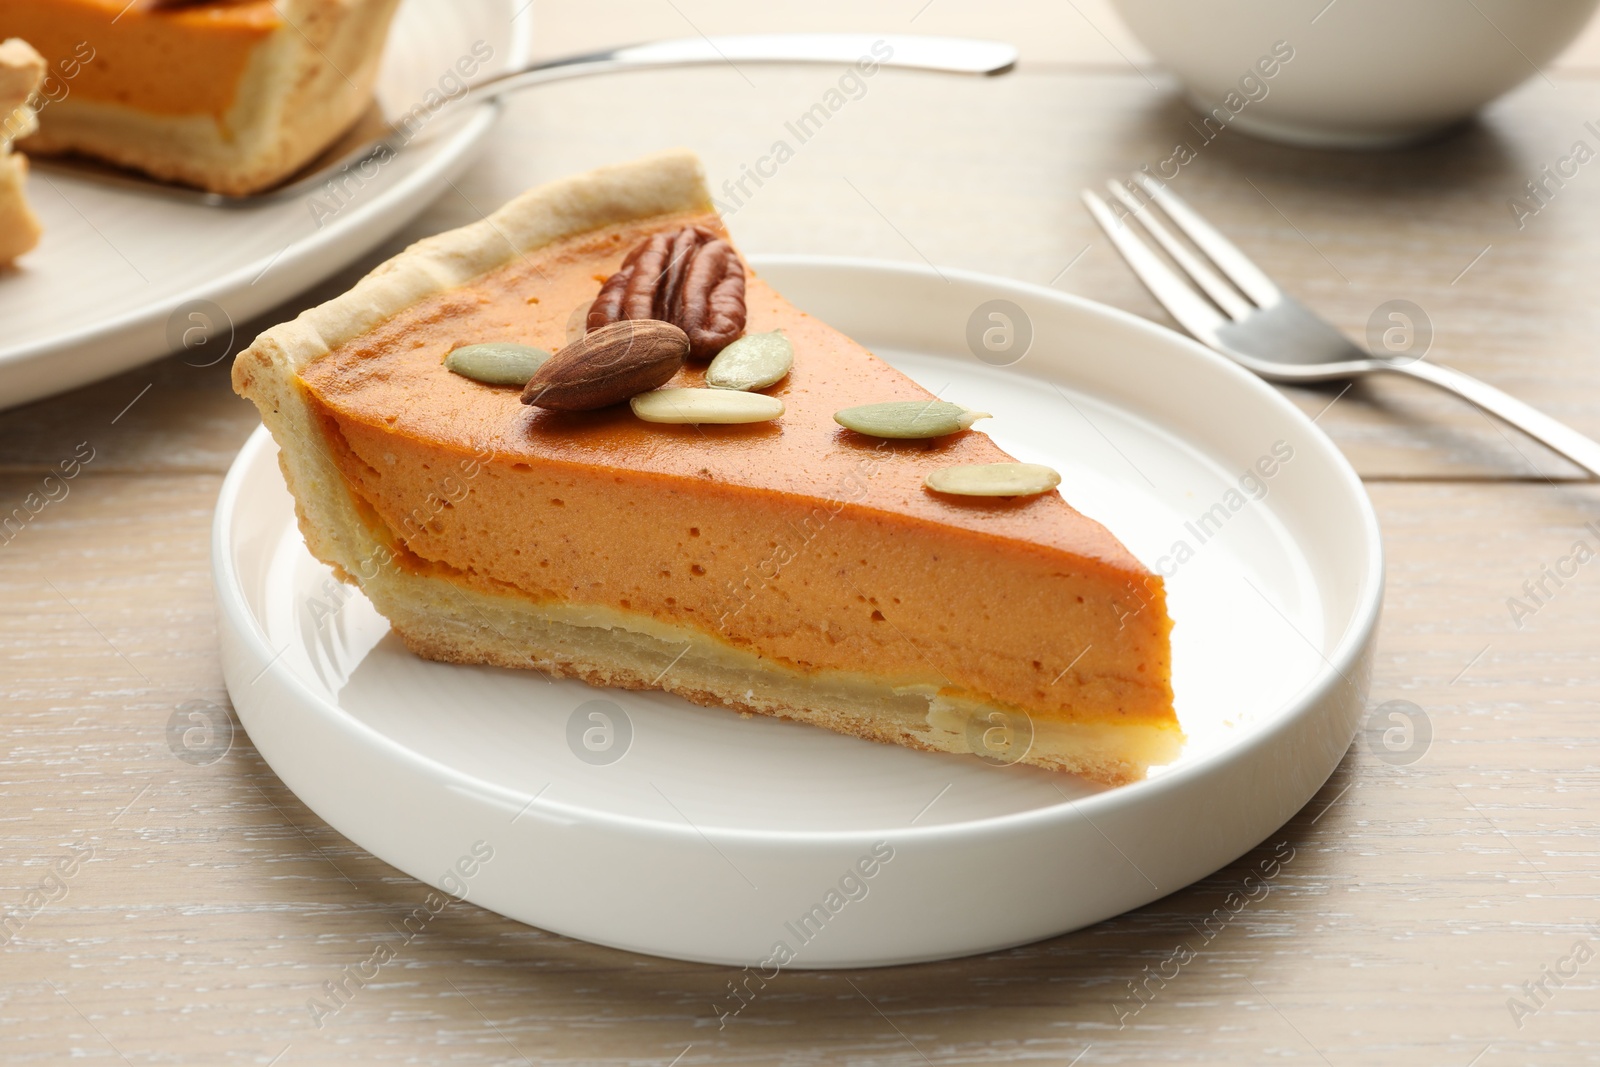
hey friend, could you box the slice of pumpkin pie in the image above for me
[232,150,1180,784]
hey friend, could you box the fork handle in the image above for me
[1387,359,1600,479]
[442,35,1016,118]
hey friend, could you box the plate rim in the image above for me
[213,253,1384,847]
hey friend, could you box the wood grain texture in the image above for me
[4,476,1598,1064]
[3,1,1600,1063]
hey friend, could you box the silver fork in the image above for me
[35,34,1015,207]
[1083,173,1600,479]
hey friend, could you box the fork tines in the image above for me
[1082,174,1284,342]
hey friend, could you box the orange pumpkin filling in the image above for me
[296,212,1176,729]
[0,0,279,120]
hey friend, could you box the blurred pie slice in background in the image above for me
[0,0,402,196]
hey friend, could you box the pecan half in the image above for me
[587,227,747,360]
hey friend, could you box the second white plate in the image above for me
[0,0,530,410]
[214,256,1383,968]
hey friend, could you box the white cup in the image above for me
[1108,0,1600,147]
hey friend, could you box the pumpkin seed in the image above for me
[630,388,784,424]
[706,329,793,391]
[924,462,1061,497]
[444,342,551,386]
[834,400,989,439]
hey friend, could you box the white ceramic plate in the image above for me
[0,0,530,411]
[213,257,1383,968]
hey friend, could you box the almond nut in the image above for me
[522,319,688,411]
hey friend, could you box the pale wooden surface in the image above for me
[5,2,1600,1064]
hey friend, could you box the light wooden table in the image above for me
[5,3,1600,1063]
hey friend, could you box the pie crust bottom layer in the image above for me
[369,559,1183,785]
